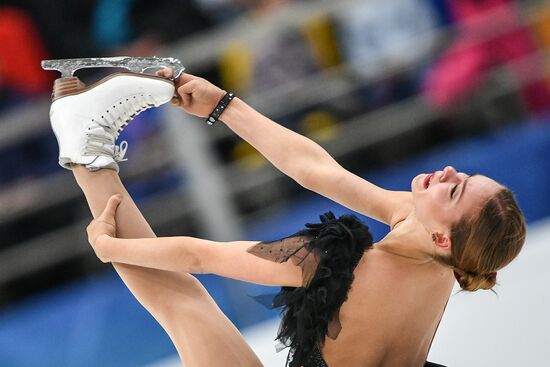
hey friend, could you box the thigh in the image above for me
[137,268,263,367]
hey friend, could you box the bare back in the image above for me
[321,227,455,366]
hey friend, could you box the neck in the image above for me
[375,212,440,265]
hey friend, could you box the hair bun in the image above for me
[454,269,497,292]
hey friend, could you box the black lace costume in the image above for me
[247,212,373,367]
[247,212,449,367]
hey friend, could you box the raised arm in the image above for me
[165,71,413,226]
[221,98,413,227]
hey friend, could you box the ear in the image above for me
[432,232,452,250]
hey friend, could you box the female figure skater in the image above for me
[49,70,526,367]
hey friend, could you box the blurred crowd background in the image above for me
[0,0,550,366]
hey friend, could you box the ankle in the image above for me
[72,163,118,176]
[71,163,86,171]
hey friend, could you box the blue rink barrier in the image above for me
[0,122,548,366]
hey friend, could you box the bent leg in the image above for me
[72,165,262,367]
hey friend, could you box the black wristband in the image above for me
[206,92,235,125]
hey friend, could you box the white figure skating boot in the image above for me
[42,56,185,172]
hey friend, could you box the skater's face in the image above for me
[411,166,501,234]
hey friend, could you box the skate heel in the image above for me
[52,77,86,101]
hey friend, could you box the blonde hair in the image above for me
[434,188,526,292]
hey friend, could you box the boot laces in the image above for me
[82,120,127,162]
[107,95,156,138]
[81,94,155,162]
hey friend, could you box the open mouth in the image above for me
[424,173,434,189]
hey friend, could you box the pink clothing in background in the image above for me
[422,0,550,115]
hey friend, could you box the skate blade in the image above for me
[41,56,185,79]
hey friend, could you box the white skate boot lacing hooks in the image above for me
[104,94,156,138]
[82,94,155,163]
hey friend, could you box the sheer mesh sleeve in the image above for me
[247,235,320,287]
[246,212,374,367]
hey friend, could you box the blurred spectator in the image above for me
[531,2,550,48]
[217,0,344,170]
[530,1,550,92]
[93,0,215,56]
[422,0,550,116]
[427,0,454,27]
[0,6,53,109]
[219,0,334,94]
[326,0,440,120]
[336,0,440,80]
[6,0,214,59]
[7,0,100,60]
[194,0,245,22]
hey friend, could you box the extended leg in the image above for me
[45,69,262,366]
[72,165,262,367]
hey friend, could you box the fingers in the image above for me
[171,95,183,107]
[181,93,192,107]
[175,79,202,107]
[161,71,200,109]
[178,79,201,95]
[158,70,199,85]
[156,68,173,78]
[98,194,123,222]
[177,72,198,84]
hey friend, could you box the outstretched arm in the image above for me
[164,71,413,227]
[88,195,303,287]
[98,235,303,287]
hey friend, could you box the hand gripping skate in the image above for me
[42,56,183,172]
